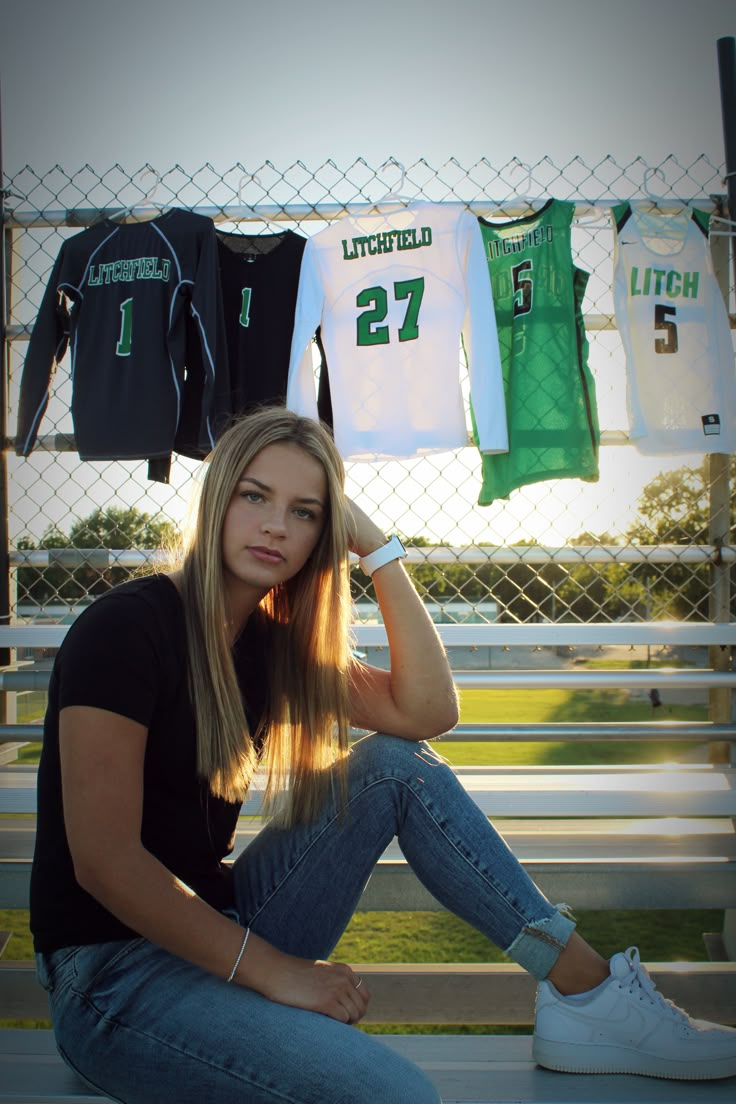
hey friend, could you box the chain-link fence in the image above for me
[3,155,734,630]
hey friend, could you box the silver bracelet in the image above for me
[226,927,251,983]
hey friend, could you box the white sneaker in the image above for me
[532,946,736,1080]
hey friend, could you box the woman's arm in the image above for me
[59,704,369,1024]
[346,499,459,740]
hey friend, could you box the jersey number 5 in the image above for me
[511,260,533,317]
[654,303,678,354]
[356,277,425,346]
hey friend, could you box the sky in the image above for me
[1,0,734,547]
[0,0,733,174]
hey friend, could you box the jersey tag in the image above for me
[702,414,721,436]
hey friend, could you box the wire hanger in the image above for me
[373,159,415,207]
[632,167,692,239]
[108,165,163,222]
[507,159,538,206]
[638,167,691,215]
[483,159,545,220]
[221,172,283,231]
[641,167,670,211]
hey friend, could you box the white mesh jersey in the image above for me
[287,202,507,461]
[612,202,735,455]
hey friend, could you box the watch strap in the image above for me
[358,534,407,577]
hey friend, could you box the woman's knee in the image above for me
[347,1043,442,1104]
[394,1064,442,1104]
[349,731,444,774]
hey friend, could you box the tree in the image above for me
[490,541,566,623]
[552,531,629,622]
[17,507,179,606]
[625,457,735,620]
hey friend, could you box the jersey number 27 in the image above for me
[356,278,425,346]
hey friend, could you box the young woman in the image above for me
[31,406,736,1103]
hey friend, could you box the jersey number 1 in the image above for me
[116,298,133,357]
[240,288,252,328]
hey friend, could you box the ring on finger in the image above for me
[354,976,363,990]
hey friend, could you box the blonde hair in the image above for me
[179,407,352,825]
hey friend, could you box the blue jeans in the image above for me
[36,734,575,1104]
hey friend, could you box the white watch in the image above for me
[359,534,407,577]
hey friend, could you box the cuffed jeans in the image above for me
[36,734,576,1104]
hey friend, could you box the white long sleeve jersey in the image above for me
[287,202,508,460]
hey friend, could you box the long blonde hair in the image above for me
[179,407,352,824]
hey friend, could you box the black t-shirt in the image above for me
[30,574,267,953]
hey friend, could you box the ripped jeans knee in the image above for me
[506,904,577,980]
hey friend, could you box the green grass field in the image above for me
[11,683,708,769]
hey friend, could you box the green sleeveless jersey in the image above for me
[473,199,599,504]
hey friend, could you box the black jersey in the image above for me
[215,228,309,413]
[16,209,229,466]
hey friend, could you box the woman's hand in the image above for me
[259,952,371,1024]
[344,496,387,559]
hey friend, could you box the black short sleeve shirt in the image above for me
[30,574,266,953]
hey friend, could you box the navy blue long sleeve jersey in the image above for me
[16,209,230,465]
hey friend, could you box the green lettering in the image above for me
[395,276,424,341]
[682,271,700,298]
[356,286,390,346]
[666,270,681,297]
[239,287,252,328]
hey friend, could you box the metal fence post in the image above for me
[708,221,733,764]
[0,82,16,730]
[715,35,736,960]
